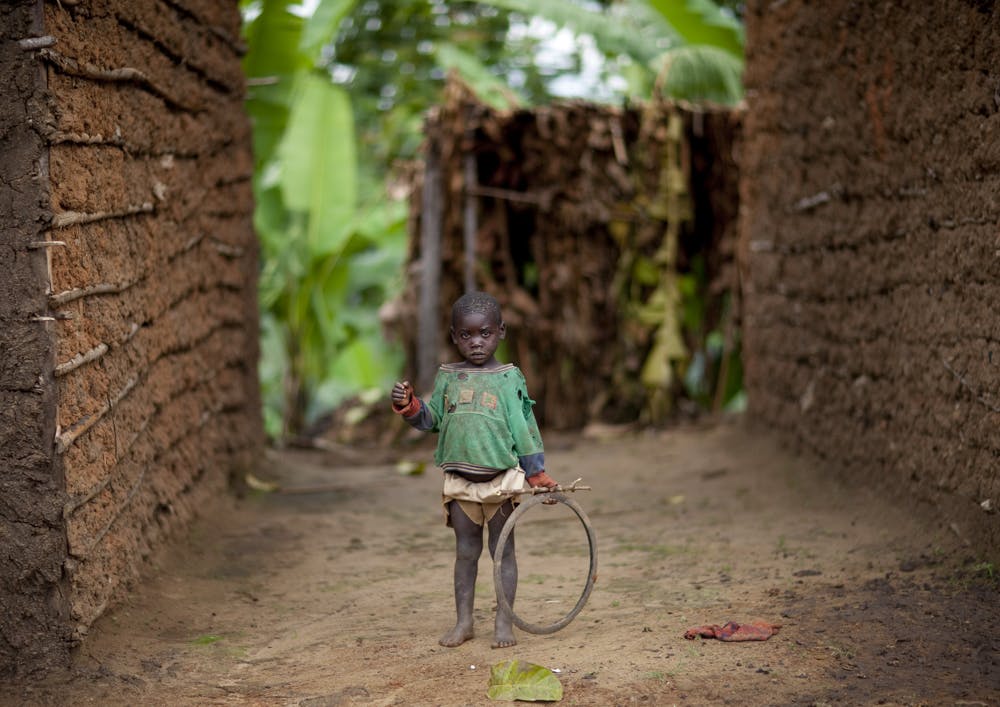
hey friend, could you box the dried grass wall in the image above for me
[0,0,261,675]
[397,83,741,430]
[740,0,1000,555]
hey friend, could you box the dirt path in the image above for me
[7,421,1000,705]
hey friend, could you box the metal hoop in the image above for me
[493,492,598,635]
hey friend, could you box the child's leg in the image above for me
[487,500,517,648]
[440,500,482,647]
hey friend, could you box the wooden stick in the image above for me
[462,116,478,293]
[51,202,154,229]
[55,343,109,377]
[468,185,544,205]
[50,281,135,306]
[610,116,629,165]
[38,48,202,112]
[55,377,137,454]
[417,141,443,393]
[210,239,244,258]
[510,478,592,495]
[19,36,56,50]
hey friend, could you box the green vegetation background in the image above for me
[240,0,744,439]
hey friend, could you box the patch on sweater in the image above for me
[459,389,475,404]
[480,392,498,409]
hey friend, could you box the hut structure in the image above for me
[395,80,742,430]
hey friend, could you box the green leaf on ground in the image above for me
[487,660,563,702]
[191,635,223,646]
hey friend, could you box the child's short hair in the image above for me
[452,291,502,326]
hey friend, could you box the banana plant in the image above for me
[244,0,405,438]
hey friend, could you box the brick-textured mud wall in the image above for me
[741,1,1000,555]
[1,0,261,675]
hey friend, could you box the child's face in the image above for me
[450,310,505,366]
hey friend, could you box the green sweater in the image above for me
[400,363,545,479]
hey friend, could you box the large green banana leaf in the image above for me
[277,73,357,256]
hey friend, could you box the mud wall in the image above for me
[0,0,72,677]
[740,1,1000,554]
[0,0,261,675]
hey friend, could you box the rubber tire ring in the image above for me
[493,492,598,635]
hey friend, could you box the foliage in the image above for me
[646,0,743,55]
[972,561,997,582]
[679,266,745,412]
[327,1,543,177]
[481,0,745,105]
[653,45,743,104]
[487,660,563,702]
[244,0,406,438]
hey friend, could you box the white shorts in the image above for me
[441,467,526,526]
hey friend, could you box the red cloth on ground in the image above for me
[683,621,781,641]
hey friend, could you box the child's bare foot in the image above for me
[439,623,475,647]
[491,625,517,649]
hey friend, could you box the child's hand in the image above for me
[527,471,558,489]
[392,381,413,407]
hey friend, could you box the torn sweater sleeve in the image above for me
[507,369,545,477]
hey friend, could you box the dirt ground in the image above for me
[5,419,999,706]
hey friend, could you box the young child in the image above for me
[391,291,558,648]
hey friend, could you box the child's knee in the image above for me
[455,533,483,562]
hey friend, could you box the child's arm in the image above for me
[391,380,439,431]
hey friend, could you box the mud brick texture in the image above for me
[0,0,261,676]
[739,1,1000,556]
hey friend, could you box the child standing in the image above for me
[391,292,558,648]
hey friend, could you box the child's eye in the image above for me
[480,330,491,338]
[460,332,470,339]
